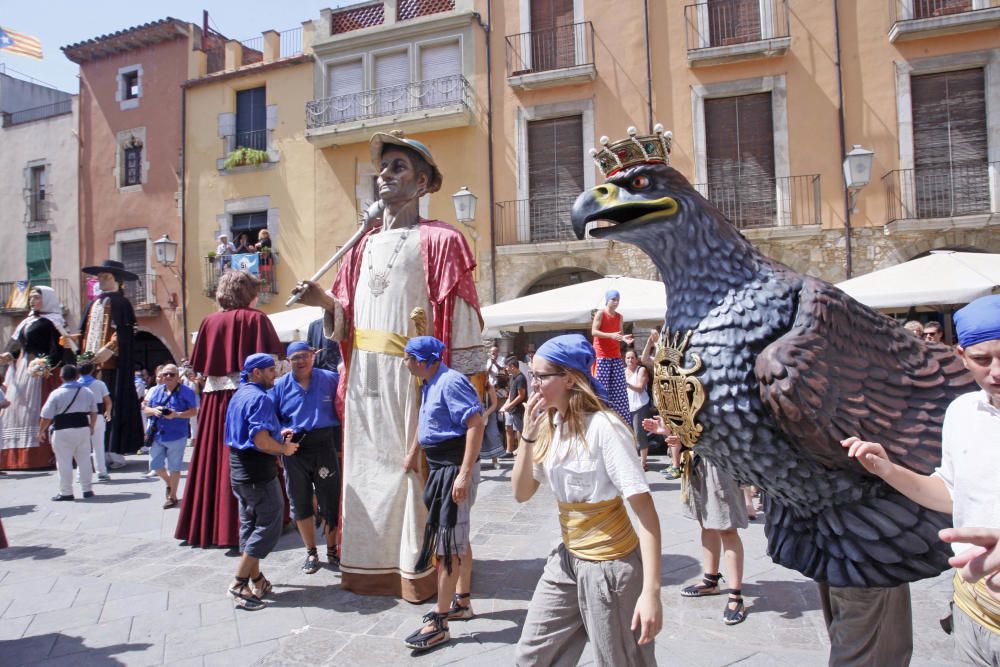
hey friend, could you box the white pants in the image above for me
[52,427,93,497]
[91,416,107,476]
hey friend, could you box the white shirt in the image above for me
[533,410,649,504]
[932,390,1000,554]
[518,360,534,396]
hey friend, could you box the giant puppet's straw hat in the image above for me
[369,130,443,194]
[81,259,139,282]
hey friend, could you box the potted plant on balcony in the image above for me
[223,146,269,170]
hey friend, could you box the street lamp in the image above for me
[153,233,178,266]
[843,144,874,213]
[452,186,478,223]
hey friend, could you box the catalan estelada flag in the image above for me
[0,25,43,60]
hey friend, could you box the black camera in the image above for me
[158,407,173,416]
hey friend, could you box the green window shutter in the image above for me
[26,232,52,283]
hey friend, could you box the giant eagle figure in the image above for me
[570,126,974,587]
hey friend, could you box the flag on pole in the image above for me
[0,26,43,60]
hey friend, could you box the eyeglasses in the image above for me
[159,372,177,378]
[923,331,941,338]
[288,354,313,363]
[532,372,566,383]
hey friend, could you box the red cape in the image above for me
[190,308,284,376]
[332,219,481,371]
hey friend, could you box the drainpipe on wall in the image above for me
[475,1,497,303]
[833,0,853,279]
[643,0,654,133]
[180,86,189,356]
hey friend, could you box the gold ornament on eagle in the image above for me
[652,328,705,449]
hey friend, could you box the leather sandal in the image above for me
[682,573,723,597]
[446,592,474,620]
[724,591,746,625]
[302,551,320,575]
[404,611,451,652]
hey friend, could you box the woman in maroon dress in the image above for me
[175,271,282,547]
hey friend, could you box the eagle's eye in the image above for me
[630,175,650,189]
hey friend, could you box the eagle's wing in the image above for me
[755,275,973,475]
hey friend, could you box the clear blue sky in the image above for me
[1,1,350,93]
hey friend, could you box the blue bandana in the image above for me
[536,334,609,404]
[954,295,1000,349]
[605,289,620,303]
[404,336,446,364]
[287,341,311,356]
[240,353,275,384]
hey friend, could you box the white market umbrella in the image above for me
[267,305,324,342]
[482,275,666,333]
[836,251,1000,309]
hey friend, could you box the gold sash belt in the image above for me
[354,328,408,357]
[953,570,1000,636]
[557,496,639,562]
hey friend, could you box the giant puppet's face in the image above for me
[97,271,119,293]
[377,148,429,207]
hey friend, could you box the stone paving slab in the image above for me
[0,451,967,666]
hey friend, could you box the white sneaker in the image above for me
[144,469,158,478]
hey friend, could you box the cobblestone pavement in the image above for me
[0,450,964,666]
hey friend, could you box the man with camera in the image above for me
[142,364,198,509]
[270,341,342,574]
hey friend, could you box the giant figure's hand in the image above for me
[292,280,336,312]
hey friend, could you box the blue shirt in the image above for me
[270,368,340,432]
[145,383,198,442]
[418,363,483,446]
[225,382,281,452]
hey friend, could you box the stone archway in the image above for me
[521,267,603,297]
[133,330,175,375]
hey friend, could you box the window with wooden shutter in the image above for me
[420,41,461,106]
[328,59,364,122]
[374,51,410,115]
[26,233,51,283]
[705,92,776,229]
[235,86,266,150]
[119,240,148,305]
[530,0,575,72]
[911,68,988,218]
[707,0,762,47]
[527,115,584,242]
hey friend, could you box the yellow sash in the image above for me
[953,571,1000,636]
[354,328,408,357]
[557,496,639,562]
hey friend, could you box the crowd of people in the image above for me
[1,128,998,667]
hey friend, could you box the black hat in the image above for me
[81,259,139,282]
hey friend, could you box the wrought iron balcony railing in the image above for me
[692,174,821,230]
[882,161,997,222]
[684,0,790,52]
[28,193,48,223]
[890,0,999,23]
[204,254,278,298]
[0,279,72,315]
[234,128,268,151]
[122,273,158,312]
[494,196,580,246]
[506,22,595,78]
[306,74,471,129]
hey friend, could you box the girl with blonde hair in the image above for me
[511,334,661,666]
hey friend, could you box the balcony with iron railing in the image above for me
[684,0,791,66]
[0,279,72,316]
[122,273,162,316]
[506,22,596,90]
[27,192,48,224]
[888,0,1000,41]
[882,162,998,226]
[305,74,474,147]
[494,196,583,246]
[203,254,278,301]
[691,174,821,231]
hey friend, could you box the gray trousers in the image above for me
[818,583,913,667]
[952,603,1000,667]
[515,544,656,667]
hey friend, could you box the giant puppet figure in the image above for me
[570,126,975,661]
[295,131,483,602]
[79,260,145,460]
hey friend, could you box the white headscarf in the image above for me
[11,285,72,346]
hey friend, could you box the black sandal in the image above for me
[302,549,320,575]
[724,590,746,625]
[327,547,340,568]
[403,611,451,652]
[228,577,266,611]
[446,592,474,620]
[251,572,272,598]
[682,572,723,597]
